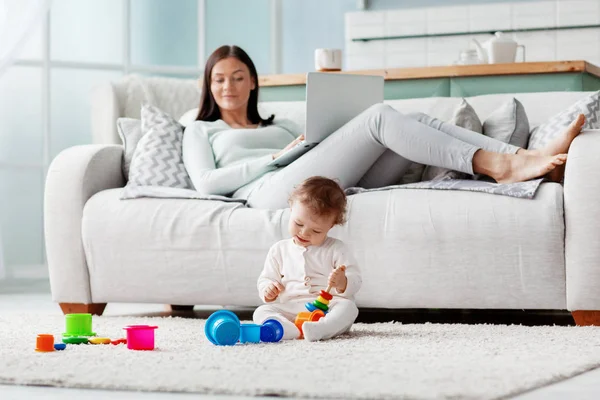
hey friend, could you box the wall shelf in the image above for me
[352,24,600,42]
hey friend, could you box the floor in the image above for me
[1,279,600,400]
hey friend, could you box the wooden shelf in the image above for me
[258,61,600,87]
[351,24,600,42]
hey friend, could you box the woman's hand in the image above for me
[272,134,305,160]
[328,265,347,294]
[264,281,285,302]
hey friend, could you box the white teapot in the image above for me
[471,32,526,64]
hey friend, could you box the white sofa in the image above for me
[44,76,600,325]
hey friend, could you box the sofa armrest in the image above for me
[44,145,125,303]
[564,129,600,310]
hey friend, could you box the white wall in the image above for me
[345,0,600,69]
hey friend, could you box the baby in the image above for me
[253,176,362,341]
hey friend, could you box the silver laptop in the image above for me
[268,72,384,168]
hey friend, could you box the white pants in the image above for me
[253,297,359,340]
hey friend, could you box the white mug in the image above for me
[315,48,342,71]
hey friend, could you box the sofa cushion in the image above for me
[422,99,481,181]
[527,91,600,150]
[483,98,530,148]
[117,118,143,180]
[465,91,595,129]
[123,104,193,194]
[83,183,566,309]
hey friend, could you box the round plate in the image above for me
[205,310,240,345]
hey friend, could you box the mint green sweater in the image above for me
[182,119,300,196]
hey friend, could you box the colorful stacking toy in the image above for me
[305,288,333,313]
[305,285,333,313]
[296,285,333,338]
[205,311,284,345]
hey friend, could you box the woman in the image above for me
[183,45,583,209]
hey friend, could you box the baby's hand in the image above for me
[328,265,348,293]
[264,281,285,302]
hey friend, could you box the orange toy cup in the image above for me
[35,334,55,352]
[294,309,325,337]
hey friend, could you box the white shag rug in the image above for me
[2,314,600,400]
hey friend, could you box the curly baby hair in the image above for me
[289,176,347,225]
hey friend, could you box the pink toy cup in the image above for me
[123,325,158,350]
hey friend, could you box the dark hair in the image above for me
[196,45,274,126]
[289,177,347,226]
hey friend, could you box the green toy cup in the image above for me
[63,313,96,337]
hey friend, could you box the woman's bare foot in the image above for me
[528,114,585,156]
[474,150,567,184]
[495,153,567,184]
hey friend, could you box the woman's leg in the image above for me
[246,104,565,209]
[356,111,510,188]
[408,112,520,154]
[356,150,413,189]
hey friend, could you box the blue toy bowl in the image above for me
[239,323,261,344]
[260,319,284,343]
[205,310,240,346]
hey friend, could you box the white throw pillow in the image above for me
[116,118,143,180]
[527,91,600,150]
[483,98,530,149]
[421,99,481,181]
[122,104,193,198]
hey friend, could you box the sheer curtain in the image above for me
[0,0,51,75]
[0,0,51,280]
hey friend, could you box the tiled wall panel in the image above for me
[345,0,600,70]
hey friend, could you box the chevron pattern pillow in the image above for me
[123,104,193,195]
[527,91,600,150]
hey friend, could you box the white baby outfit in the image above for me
[253,237,362,341]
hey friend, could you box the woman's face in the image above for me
[210,57,256,114]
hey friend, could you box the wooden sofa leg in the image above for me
[165,305,195,312]
[59,303,107,316]
[572,311,600,326]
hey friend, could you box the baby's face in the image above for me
[288,201,335,247]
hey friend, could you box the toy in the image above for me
[239,323,261,344]
[295,285,333,338]
[89,337,111,345]
[62,336,89,344]
[63,313,96,337]
[35,334,55,352]
[123,325,158,350]
[111,338,127,345]
[294,309,325,337]
[54,343,67,351]
[305,286,333,314]
[260,319,284,343]
[205,310,240,346]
